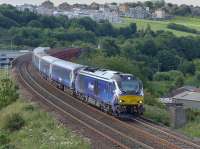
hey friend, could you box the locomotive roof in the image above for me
[52,59,84,71]
[79,68,123,80]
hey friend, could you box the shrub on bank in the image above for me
[0,131,9,145]
[0,78,19,110]
[4,113,25,132]
[143,105,170,126]
[167,23,199,34]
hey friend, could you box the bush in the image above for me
[23,104,35,111]
[0,131,9,145]
[4,113,25,132]
[144,105,170,126]
[195,71,200,81]
[175,76,184,88]
[144,91,165,108]
[0,78,19,109]
[153,72,170,81]
[153,70,183,81]
[186,109,200,121]
[167,23,199,34]
[179,61,196,75]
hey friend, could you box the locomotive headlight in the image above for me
[119,100,125,103]
[139,100,143,104]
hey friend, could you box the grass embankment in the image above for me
[0,100,90,149]
[143,105,170,126]
[0,70,90,149]
[114,16,200,37]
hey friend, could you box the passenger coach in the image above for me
[51,59,84,90]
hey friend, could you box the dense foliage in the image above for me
[167,23,200,34]
[0,4,136,49]
[0,78,19,110]
[4,113,25,132]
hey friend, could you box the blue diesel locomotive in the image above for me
[33,47,144,116]
[75,67,144,116]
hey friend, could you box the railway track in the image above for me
[130,118,200,149]
[16,55,151,149]
[15,54,200,149]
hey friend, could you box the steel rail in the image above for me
[132,118,200,149]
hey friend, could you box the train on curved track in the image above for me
[32,47,144,117]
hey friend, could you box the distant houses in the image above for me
[16,1,171,23]
[16,4,36,12]
[119,3,129,14]
[128,6,150,19]
[36,6,54,16]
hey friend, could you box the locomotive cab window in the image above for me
[117,76,140,94]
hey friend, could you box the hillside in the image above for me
[114,17,200,37]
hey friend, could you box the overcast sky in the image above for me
[0,0,199,6]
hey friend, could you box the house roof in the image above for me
[173,91,200,102]
[80,68,118,80]
[168,86,198,97]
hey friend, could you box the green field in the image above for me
[114,16,200,36]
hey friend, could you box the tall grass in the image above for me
[0,100,90,149]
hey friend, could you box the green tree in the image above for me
[179,61,196,75]
[140,38,157,56]
[101,38,120,56]
[28,20,42,28]
[175,76,184,88]
[157,50,180,71]
[0,13,18,28]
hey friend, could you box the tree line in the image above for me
[167,23,200,34]
[0,4,136,48]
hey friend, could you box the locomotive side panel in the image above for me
[75,73,115,104]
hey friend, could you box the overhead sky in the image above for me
[0,0,199,6]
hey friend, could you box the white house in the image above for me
[152,9,166,19]
[16,4,36,12]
